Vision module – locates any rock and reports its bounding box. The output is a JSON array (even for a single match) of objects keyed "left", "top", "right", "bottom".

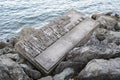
[
  {"left": 0, "top": 47, "right": 16, "bottom": 56},
  {"left": 54, "top": 68, "right": 74, "bottom": 80},
  {"left": 2, "top": 47, "right": 15, "bottom": 54},
  {"left": 104, "top": 12, "right": 113, "bottom": 16},
  {"left": 115, "top": 39, "right": 120, "bottom": 45},
  {"left": 6, "top": 37, "right": 18, "bottom": 47},
  {"left": 0, "top": 55, "right": 30, "bottom": 80},
  {"left": 0, "top": 42, "right": 7, "bottom": 49},
  {"left": 78, "top": 58, "right": 120, "bottom": 80},
  {"left": 95, "top": 33, "right": 106, "bottom": 41},
  {"left": 114, "top": 22, "right": 120, "bottom": 31},
  {"left": 97, "top": 16, "right": 117, "bottom": 30},
  {"left": 20, "top": 64, "right": 41, "bottom": 80},
  {"left": 38, "top": 76, "right": 53, "bottom": 80},
  {"left": 5, "top": 53, "right": 19, "bottom": 61},
  {"left": 66, "top": 43, "right": 120, "bottom": 66},
  {"left": 91, "top": 14, "right": 101, "bottom": 20},
  {"left": 55, "top": 61, "right": 84, "bottom": 74}
]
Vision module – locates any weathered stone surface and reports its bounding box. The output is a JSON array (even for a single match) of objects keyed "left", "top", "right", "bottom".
[
  {"left": 38, "top": 76, "right": 53, "bottom": 80},
  {"left": 5, "top": 53, "right": 19, "bottom": 61},
  {"left": 55, "top": 61, "right": 84, "bottom": 74},
  {"left": 95, "top": 33, "right": 106, "bottom": 41},
  {"left": 78, "top": 58, "right": 120, "bottom": 80},
  {"left": 54, "top": 68, "right": 74, "bottom": 80},
  {"left": 0, "top": 41, "right": 7, "bottom": 49},
  {"left": 0, "top": 56, "right": 30, "bottom": 80},
  {"left": 97, "top": 16, "right": 118, "bottom": 30},
  {"left": 21, "top": 64, "right": 41, "bottom": 80},
  {"left": 15, "top": 10, "right": 99, "bottom": 74}
]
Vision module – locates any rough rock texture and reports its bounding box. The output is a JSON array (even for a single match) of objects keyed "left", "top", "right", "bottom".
[
  {"left": 78, "top": 58, "right": 120, "bottom": 80},
  {"left": 55, "top": 61, "right": 84, "bottom": 74},
  {"left": 0, "top": 42, "right": 7, "bottom": 49},
  {"left": 66, "top": 26, "right": 120, "bottom": 68},
  {"left": 21, "top": 64, "right": 41, "bottom": 80},
  {"left": 38, "top": 76, "right": 53, "bottom": 80},
  {"left": 54, "top": 68, "right": 74, "bottom": 80},
  {"left": 97, "top": 16, "right": 118, "bottom": 30},
  {"left": 6, "top": 37, "right": 18, "bottom": 47},
  {"left": 0, "top": 56, "right": 30, "bottom": 80}
]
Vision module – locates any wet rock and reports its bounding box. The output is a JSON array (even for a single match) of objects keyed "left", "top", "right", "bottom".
[
  {"left": 20, "top": 64, "right": 41, "bottom": 80},
  {"left": 0, "top": 42, "right": 7, "bottom": 49},
  {"left": 55, "top": 61, "right": 84, "bottom": 74},
  {"left": 95, "top": 33, "right": 106, "bottom": 41},
  {"left": 38, "top": 76, "right": 53, "bottom": 80},
  {"left": 0, "top": 55, "right": 30, "bottom": 80},
  {"left": 54, "top": 68, "right": 74, "bottom": 80},
  {"left": 78, "top": 58, "right": 120, "bottom": 80}
]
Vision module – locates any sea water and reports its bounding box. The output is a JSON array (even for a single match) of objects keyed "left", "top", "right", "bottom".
[{"left": 0, "top": 0, "right": 120, "bottom": 41}]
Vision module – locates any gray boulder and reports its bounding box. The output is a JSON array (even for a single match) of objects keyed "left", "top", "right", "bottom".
[
  {"left": 66, "top": 43, "right": 120, "bottom": 64},
  {"left": 55, "top": 61, "right": 84, "bottom": 74},
  {"left": 0, "top": 55, "right": 31, "bottom": 80},
  {"left": 20, "top": 64, "right": 41, "bottom": 80},
  {"left": 54, "top": 68, "right": 74, "bottom": 80},
  {"left": 5, "top": 53, "right": 19, "bottom": 61},
  {"left": 97, "top": 16, "right": 118, "bottom": 30},
  {"left": 78, "top": 58, "right": 120, "bottom": 80},
  {"left": 38, "top": 76, "right": 53, "bottom": 80},
  {"left": 0, "top": 42, "right": 7, "bottom": 49}
]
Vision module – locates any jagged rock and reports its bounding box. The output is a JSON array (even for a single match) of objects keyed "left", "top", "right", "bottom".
[
  {"left": 1, "top": 47, "right": 16, "bottom": 54},
  {"left": 104, "top": 12, "right": 113, "bottom": 16},
  {"left": 55, "top": 61, "right": 84, "bottom": 74},
  {"left": 0, "top": 42, "right": 7, "bottom": 49},
  {"left": 38, "top": 76, "right": 53, "bottom": 80},
  {"left": 95, "top": 33, "right": 106, "bottom": 41},
  {"left": 0, "top": 55, "right": 30, "bottom": 80},
  {"left": 6, "top": 37, "right": 18, "bottom": 47},
  {"left": 97, "top": 16, "right": 117, "bottom": 30},
  {"left": 114, "top": 22, "right": 120, "bottom": 31},
  {"left": 0, "top": 47, "right": 16, "bottom": 56},
  {"left": 66, "top": 42, "right": 120, "bottom": 65},
  {"left": 78, "top": 58, "right": 120, "bottom": 80},
  {"left": 5, "top": 53, "right": 19, "bottom": 61},
  {"left": 54, "top": 68, "right": 74, "bottom": 80},
  {"left": 20, "top": 64, "right": 41, "bottom": 79},
  {"left": 91, "top": 14, "right": 101, "bottom": 20}
]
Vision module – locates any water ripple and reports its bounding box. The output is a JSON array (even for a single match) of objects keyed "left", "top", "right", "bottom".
[{"left": 0, "top": 0, "right": 120, "bottom": 41}]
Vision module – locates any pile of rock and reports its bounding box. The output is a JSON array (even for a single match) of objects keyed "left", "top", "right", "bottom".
[{"left": 0, "top": 11, "right": 120, "bottom": 80}]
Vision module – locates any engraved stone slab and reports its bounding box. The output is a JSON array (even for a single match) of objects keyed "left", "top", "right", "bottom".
[{"left": 15, "top": 10, "right": 99, "bottom": 74}]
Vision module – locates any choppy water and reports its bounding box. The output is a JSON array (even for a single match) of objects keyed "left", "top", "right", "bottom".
[{"left": 0, "top": 0, "right": 120, "bottom": 41}]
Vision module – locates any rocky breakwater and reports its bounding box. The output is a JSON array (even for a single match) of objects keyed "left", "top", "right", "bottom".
[{"left": 0, "top": 10, "right": 120, "bottom": 80}]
